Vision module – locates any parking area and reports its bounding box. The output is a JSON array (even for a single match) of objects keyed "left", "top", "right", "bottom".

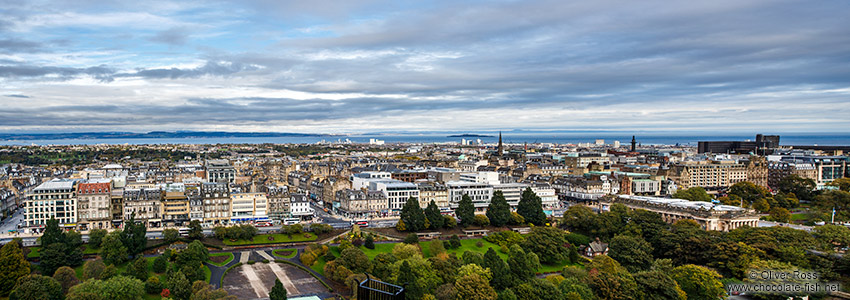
[{"left": 222, "top": 261, "right": 328, "bottom": 299}]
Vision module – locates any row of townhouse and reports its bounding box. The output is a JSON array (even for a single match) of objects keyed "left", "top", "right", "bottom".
[
  {"left": 23, "top": 178, "right": 314, "bottom": 232},
  {"left": 331, "top": 170, "right": 558, "bottom": 219}
]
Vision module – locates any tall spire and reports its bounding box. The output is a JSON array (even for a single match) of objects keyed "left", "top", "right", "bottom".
[
  {"left": 631, "top": 135, "right": 636, "bottom": 152},
  {"left": 497, "top": 131, "right": 503, "bottom": 155}
]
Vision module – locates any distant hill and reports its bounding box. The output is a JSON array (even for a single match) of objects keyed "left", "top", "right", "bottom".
[
  {"left": 0, "top": 131, "right": 337, "bottom": 140},
  {"left": 447, "top": 134, "right": 495, "bottom": 138}
]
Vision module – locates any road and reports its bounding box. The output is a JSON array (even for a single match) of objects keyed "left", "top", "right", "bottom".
[{"left": 0, "top": 207, "right": 24, "bottom": 233}]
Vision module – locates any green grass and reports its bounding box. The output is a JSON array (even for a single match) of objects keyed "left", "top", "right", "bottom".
[
  {"left": 272, "top": 248, "right": 298, "bottom": 259},
  {"left": 421, "top": 239, "right": 507, "bottom": 260},
  {"left": 204, "top": 265, "right": 212, "bottom": 282},
  {"left": 143, "top": 294, "right": 162, "bottom": 300},
  {"left": 82, "top": 246, "right": 101, "bottom": 254},
  {"left": 791, "top": 213, "right": 811, "bottom": 221},
  {"left": 221, "top": 233, "right": 317, "bottom": 246},
  {"left": 209, "top": 252, "right": 234, "bottom": 266},
  {"left": 310, "top": 256, "right": 328, "bottom": 276},
  {"left": 26, "top": 247, "right": 40, "bottom": 258}
]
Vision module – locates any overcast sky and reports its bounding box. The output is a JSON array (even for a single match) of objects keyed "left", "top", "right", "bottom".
[{"left": 1, "top": 0, "right": 849, "bottom": 134}]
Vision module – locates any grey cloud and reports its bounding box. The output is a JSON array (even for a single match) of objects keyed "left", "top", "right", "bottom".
[
  {"left": 0, "top": 64, "right": 115, "bottom": 81},
  {"left": 4, "top": 94, "right": 30, "bottom": 98},
  {"left": 148, "top": 27, "right": 190, "bottom": 45},
  {"left": 0, "top": 39, "right": 42, "bottom": 53},
  {"left": 117, "top": 61, "right": 262, "bottom": 79}
]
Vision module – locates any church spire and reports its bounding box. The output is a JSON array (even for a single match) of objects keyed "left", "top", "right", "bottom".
[{"left": 497, "top": 131, "right": 503, "bottom": 155}]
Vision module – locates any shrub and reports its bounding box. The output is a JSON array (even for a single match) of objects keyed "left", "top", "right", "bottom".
[
  {"left": 262, "top": 259, "right": 269, "bottom": 264},
  {"left": 300, "top": 252, "right": 316, "bottom": 266},
  {"left": 430, "top": 240, "right": 446, "bottom": 255},
  {"left": 247, "top": 261, "right": 256, "bottom": 265},
  {"left": 145, "top": 276, "right": 163, "bottom": 294},
  {"left": 404, "top": 233, "right": 420, "bottom": 244},
  {"left": 324, "top": 251, "right": 336, "bottom": 262},
  {"left": 152, "top": 255, "right": 168, "bottom": 273},
  {"left": 473, "top": 215, "right": 490, "bottom": 226},
  {"left": 450, "top": 235, "right": 461, "bottom": 249},
  {"left": 476, "top": 241, "right": 484, "bottom": 248},
  {"left": 310, "top": 223, "right": 333, "bottom": 235},
  {"left": 364, "top": 234, "right": 375, "bottom": 249},
  {"left": 352, "top": 238, "right": 364, "bottom": 247},
  {"left": 443, "top": 215, "right": 457, "bottom": 228},
  {"left": 443, "top": 240, "right": 452, "bottom": 250}
]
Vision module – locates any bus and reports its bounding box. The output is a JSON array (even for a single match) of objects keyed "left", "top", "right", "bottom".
[
  {"left": 283, "top": 218, "right": 300, "bottom": 225},
  {"left": 353, "top": 219, "right": 369, "bottom": 227}
]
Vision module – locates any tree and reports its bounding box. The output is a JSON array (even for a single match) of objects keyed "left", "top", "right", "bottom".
[
  {"left": 122, "top": 213, "right": 147, "bottom": 257},
  {"left": 0, "top": 241, "right": 31, "bottom": 296},
  {"left": 521, "top": 226, "right": 569, "bottom": 265},
  {"left": 163, "top": 228, "right": 180, "bottom": 242},
  {"left": 177, "top": 240, "right": 209, "bottom": 268},
  {"left": 404, "top": 233, "right": 420, "bottom": 244},
  {"left": 372, "top": 253, "right": 399, "bottom": 281},
  {"left": 128, "top": 256, "right": 149, "bottom": 281},
  {"left": 424, "top": 200, "right": 444, "bottom": 229},
  {"left": 53, "top": 266, "right": 80, "bottom": 295},
  {"left": 473, "top": 214, "right": 490, "bottom": 226},
  {"left": 400, "top": 197, "right": 426, "bottom": 231},
  {"left": 828, "top": 177, "right": 850, "bottom": 192},
  {"left": 269, "top": 279, "right": 287, "bottom": 300},
  {"left": 517, "top": 188, "right": 546, "bottom": 226},
  {"left": 768, "top": 207, "right": 791, "bottom": 223},
  {"left": 396, "top": 261, "right": 423, "bottom": 300},
  {"left": 455, "top": 194, "right": 475, "bottom": 227},
  {"left": 557, "top": 277, "right": 593, "bottom": 300},
  {"left": 454, "top": 274, "right": 497, "bottom": 300},
  {"left": 395, "top": 219, "right": 407, "bottom": 231},
  {"left": 187, "top": 220, "right": 204, "bottom": 240},
  {"left": 814, "top": 224, "right": 850, "bottom": 249},
  {"left": 561, "top": 205, "right": 596, "bottom": 235},
  {"left": 462, "top": 251, "right": 484, "bottom": 266},
  {"left": 88, "top": 229, "right": 108, "bottom": 249},
  {"left": 338, "top": 247, "right": 372, "bottom": 274},
  {"left": 729, "top": 181, "right": 771, "bottom": 207},
  {"left": 752, "top": 197, "right": 770, "bottom": 212},
  {"left": 167, "top": 271, "right": 192, "bottom": 300},
  {"left": 777, "top": 175, "right": 816, "bottom": 200},
  {"left": 633, "top": 271, "right": 686, "bottom": 300},
  {"left": 708, "top": 242, "right": 762, "bottom": 279},
  {"left": 40, "top": 242, "right": 67, "bottom": 276},
  {"left": 101, "top": 264, "right": 118, "bottom": 280},
  {"left": 82, "top": 259, "right": 106, "bottom": 280},
  {"left": 145, "top": 276, "right": 163, "bottom": 294},
  {"left": 670, "top": 264, "right": 726, "bottom": 300},
  {"left": 190, "top": 281, "right": 237, "bottom": 300},
  {"left": 814, "top": 190, "right": 850, "bottom": 222},
  {"left": 364, "top": 234, "right": 375, "bottom": 249},
  {"left": 40, "top": 217, "right": 65, "bottom": 247},
  {"left": 66, "top": 275, "right": 145, "bottom": 300},
  {"left": 507, "top": 244, "right": 538, "bottom": 284},
  {"left": 443, "top": 215, "right": 457, "bottom": 228},
  {"left": 9, "top": 275, "right": 63, "bottom": 300},
  {"left": 102, "top": 231, "right": 128, "bottom": 265},
  {"left": 672, "top": 187, "right": 712, "bottom": 202},
  {"left": 486, "top": 191, "right": 511, "bottom": 227},
  {"left": 392, "top": 243, "right": 420, "bottom": 260},
  {"left": 153, "top": 255, "right": 168, "bottom": 273},
  {"left": 483, "top": 248, "right": 511, "bottom": 290},
  {"left": 608, "top": 235, "right": 654, "bottom": 273}
]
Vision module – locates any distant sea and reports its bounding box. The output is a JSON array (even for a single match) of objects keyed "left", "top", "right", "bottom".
[{"left": 2, "top": 133, "right": 849, "bottom": 146}]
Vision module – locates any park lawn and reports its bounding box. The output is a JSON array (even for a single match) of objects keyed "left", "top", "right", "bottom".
[
  {"left": 421, "top": 238, "right": 507, "bottom": 260},
  {"left": 83, "top": 246, "right": 101, "bottom": 254},
  {"left": 26, "top": 247, "right": 40, "bottom": 258},
  {"left": 791, "top": 213, "right": 811, "bottom": 221},
  {"left": 310, "top": 256, "right": 328, "bottom": 276},
  {"left": 538, "top": 259, "right": 579, "bottom": 273},
  {"left": 204, "top": 265, "right": 212, "bottom": 282},
  {"left": 222, "top": 233, "right": 317, "bottom": 246},
  {"left": 209, "top": 252, "right": 234, "bottom": 266},
  {"left": 272, "top": 248, "right": 298, "bottom": 259}
]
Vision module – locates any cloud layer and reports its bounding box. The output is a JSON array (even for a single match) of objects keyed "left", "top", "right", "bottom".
[{"left": 0, "top": 0, "right": 849, "bottom": 133}]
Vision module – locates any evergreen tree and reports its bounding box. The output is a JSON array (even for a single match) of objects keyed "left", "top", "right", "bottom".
[
  {"left": 455, "top": 194, "right": 475, "bottom": 227},
  {"left": 484, "top": 247, "right": 512, "bottom": 290},
  {"left": 507, "top": 244, "right": 537, "bottom": 284},
  {"left": 152, "top": 255, "right": 168, "bottom": 273},
  {"left": 517, "top": 188, "right": 546, "bottom": 226},
  {"left": 364, "top": 234, "right": 375, "bottom": 250},
  {"left": 0, "top": 242, "right": 31, "bottom": 296},
  {"left": 187, "top": 220, "right": 204, "bottom": 240},
  {"left": 122, "top": 213, "right": 147, "bottom": 257},
  {"left": 424, "top": 200, "right": 444, "bottom": 229},
  {"left": 40, "top": 217, "right": 65, "bottom": 247},
  {"left": 400, "top": 197, "right": 426, "bottom": 231},
  {"left": 269, "top": 279, "right": 288, "bottom": 300},
  {"left": 487, "top": 191, "right": 511, "bottom": 227},
  {"left": 101, "top": 231, "right": 128, "bottom": 265},
  {"left": 39, "top": 243, "right": 67, "bottom": 276}
]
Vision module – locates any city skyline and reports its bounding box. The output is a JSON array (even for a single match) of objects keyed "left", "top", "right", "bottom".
[{"left": 2, "top": 0, "right": 850, "bottom": 133}]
